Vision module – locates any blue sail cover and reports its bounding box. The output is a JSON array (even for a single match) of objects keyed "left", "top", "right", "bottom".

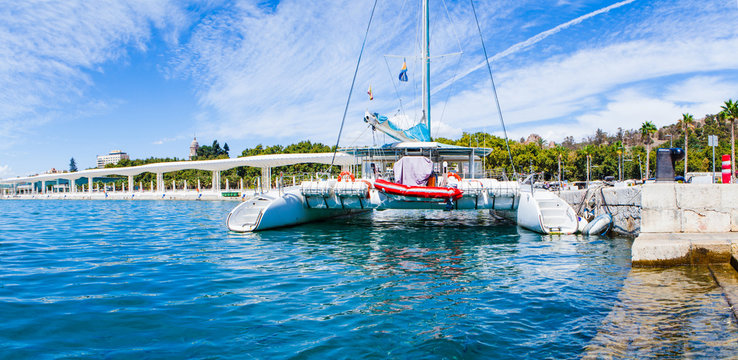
[{"left": 374, "top": 113, "right": 431, "bottom": 142}]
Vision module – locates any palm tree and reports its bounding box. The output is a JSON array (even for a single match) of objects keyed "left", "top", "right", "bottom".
[
  {"left": 640, "top": 121, "right": 657, "bottom": 179},
  {"left": 722, "top": 100, "right": 738, "bottom": 181},
  {"left": 679, "top": 113, "right": 694, "bottom": 176}
]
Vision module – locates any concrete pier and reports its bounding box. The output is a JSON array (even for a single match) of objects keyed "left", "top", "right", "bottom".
[{"left": 631, "top": 184, "right": 738, "bottom": 267}]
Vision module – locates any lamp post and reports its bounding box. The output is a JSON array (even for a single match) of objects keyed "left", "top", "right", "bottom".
[
  {"left": 617, "top": 146, "right": 623, "bottom": 182},
  {"left": 665, "top": 134, "right": 673, "bottom": 148},
  {"left": 586, "top": 154, "right": 591, "bottom": 189}
]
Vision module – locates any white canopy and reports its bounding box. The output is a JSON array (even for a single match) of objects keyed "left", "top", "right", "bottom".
[{"left": 0, "top": 152, "right": 357, "bottom": 185}]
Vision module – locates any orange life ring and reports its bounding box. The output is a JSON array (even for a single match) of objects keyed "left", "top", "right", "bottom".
[
  {"left": 337, "top": 171, "right": 355, "bottom": 182},
  {"left": 447, "top": 172, "right": 462, "bottom": 181}
]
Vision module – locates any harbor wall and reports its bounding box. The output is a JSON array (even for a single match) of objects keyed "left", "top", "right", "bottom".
[
  {"left": 632, "top": 183, "right": 738, "bottom": 267},
  {"left": 559, "top": 186, "right": 642, "bottom": 237}
]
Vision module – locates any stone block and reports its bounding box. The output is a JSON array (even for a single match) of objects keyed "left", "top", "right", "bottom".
[
  {"left": 688, "top": 235, "right": 732, "bottom": 264},
  {"left": 606, "top": 187, "right": 641, "bottom": 206},
  {"left": 641, "top": 209, "right": 680, "bottom": 233},
  {"left": 676, "top": 184, "right": 720, "bottom": 211},
  {"left": 641, "top": 184, "right": 676, "bottom": 210},
  {"left": 682, "top": 209, "right": 730, "bottom": 233},
  {"left": 722, "top": 185, "right": 738, "bottom": 209},
  {"left": 731, "top": 209, "right": 738, "bottom": 232},
  {"left": 631, "top": 233, "right": 691, "bottom": 263}
]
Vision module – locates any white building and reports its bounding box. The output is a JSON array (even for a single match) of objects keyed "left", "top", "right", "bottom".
[{"left": 97, "top": 150, "right": 129, "bottom": 168}]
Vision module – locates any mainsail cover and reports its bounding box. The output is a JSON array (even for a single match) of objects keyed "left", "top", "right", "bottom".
[{"left": 364, "top": 112, "right": 431, "bottom": 142}]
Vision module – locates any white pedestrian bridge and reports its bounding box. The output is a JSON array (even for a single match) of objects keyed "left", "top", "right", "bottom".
[{"left": 0, "top": 153, "right": 357, "bottom": 196}]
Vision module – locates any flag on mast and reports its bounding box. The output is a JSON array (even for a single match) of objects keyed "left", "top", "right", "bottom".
[
  {"left": 367, "top": 84, "right": 373, "bottom": 100},
  {"left": 399, "top": 59, "right": 408, "bottom": 82}
]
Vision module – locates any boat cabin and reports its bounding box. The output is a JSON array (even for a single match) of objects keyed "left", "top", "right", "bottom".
[{"left": 340, "top": 142, "right": 495, "bottom": 185}]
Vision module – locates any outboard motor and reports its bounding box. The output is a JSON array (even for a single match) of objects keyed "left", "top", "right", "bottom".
[{"left": 655, "top": 148, "right": 685, "bottom": 182}]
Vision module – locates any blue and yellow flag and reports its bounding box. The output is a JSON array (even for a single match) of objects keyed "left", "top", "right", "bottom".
[{"left": 399, "top": 59, "right": 408, "bottom": 82}]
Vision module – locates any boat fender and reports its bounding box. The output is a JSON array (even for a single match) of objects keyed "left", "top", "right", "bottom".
[
  {"left": 337, "top": 171, "right": 355, "bottom": 182},
  {"left": 582, "top": 213, "right": 612, "bottom": 236}
]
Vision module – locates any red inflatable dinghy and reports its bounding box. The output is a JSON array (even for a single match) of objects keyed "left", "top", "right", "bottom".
[{"left": 374, "top": 179, "right": 463, "bottom": 200}]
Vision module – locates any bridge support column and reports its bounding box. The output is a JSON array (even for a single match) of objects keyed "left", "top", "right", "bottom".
[
  {"left": 128, "top": 176, "right": 134, "bottom": 193},
  {"left": 156, "top": 173, "right": 164, "bottom": 192},
  {"left": 212, "top": 171, "right": 221, "bottom": 192},
  {"left": 88, "top": 178, "right": 93, "bottom": 193},
  {"left": 260, "top": 167, "right": 271, "bottom": 192}
]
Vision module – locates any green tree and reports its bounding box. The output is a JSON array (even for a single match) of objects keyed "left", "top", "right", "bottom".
[
  {"left": 69, "top": 158, "right": 77, "bottom": 172},
  {"left": 721, "top": 99, "right": 738, "bottom": 181},
  {"left": 195, "top": 139, "right": 229, "bottom": 160},
  {"left": 640, "top": 121, "right": 658, "bottom": 179},
  {"left": 679, "top": 113, "right": 694, "bottom": 175}
]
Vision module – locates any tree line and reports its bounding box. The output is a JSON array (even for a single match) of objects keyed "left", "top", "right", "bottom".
[{"left": 75, "top": 98, "right": 738, "bottom": 188}]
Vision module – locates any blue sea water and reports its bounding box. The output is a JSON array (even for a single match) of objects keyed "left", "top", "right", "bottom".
[{"left": 0, "top": 200, "right": 734, "bottom": 359}]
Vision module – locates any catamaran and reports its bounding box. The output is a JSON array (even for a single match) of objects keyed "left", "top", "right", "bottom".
[{"left": 226, "top": 0, "right": 584, "bottom": 234}]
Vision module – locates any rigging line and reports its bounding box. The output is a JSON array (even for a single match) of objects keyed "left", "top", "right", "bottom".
[
  {"left": 469, "top": 0, "right": 517, "bottom": 178},
  {"left": 436, "top": 0, "right": 465, "bottom": 134},
  {"left": 328, "top": 0, "right": 379, "bottom": 173},
  {"left": 437, "top": 51, "right": 463, "bottom": 135},
  {"left": 383, "top": 55, "right": 406, "bottom": 119},
  {"left": 441, "top": 0, "right": 463, "bottom": 53},
  {"left": 346, "top": 124, "right": 373, "bottom": 148}
]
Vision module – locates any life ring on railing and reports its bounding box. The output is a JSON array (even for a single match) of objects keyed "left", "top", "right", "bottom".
[
  {"left": 337, "top": 171, "right": 355, "bottom": 182},
  {"left": 447, "top": 172, "right": 462, "bottom": 181}
]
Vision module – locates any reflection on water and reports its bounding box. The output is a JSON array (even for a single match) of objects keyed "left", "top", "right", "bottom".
[
  {"left": 3, "top": 201, "right": 738, "bottom": 358},
  {"left": 585, "top": 265, "right": 738, "bottom": 358}
]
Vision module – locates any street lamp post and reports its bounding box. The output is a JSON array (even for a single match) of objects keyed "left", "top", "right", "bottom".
[
  {"left": 665, "top": 134, "right": 673, "bottom": 148},
  {"left": 617, "top": 146, "right": 623, "bottom": 182},
  {"left": 586, "top": 154, "right": 591, "bottom": 188}
]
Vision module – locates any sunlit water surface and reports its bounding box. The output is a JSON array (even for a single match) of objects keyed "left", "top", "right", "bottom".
[{"left": 1, "top": 200, "right": 736, "bottom": 359}]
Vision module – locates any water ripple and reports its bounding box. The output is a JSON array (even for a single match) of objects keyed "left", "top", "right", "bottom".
[{"left": 0, "top": 200, "right": 734, "bottom": 358}]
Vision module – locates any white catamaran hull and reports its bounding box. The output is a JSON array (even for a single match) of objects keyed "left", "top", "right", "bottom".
[{"left": 226, "top": 189, "right": 360, "bottom": 232}]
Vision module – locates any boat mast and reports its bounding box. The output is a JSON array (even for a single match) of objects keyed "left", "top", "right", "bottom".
[{"left": 422, "top": 0, "right": 431, "bottom": 138}]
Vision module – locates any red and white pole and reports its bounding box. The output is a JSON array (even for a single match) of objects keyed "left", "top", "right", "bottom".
[{"left": 722, "top": 154, "right": 731, "bottom": 184}]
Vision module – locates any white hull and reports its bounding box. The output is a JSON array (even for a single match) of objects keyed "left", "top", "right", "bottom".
[
  {"left": 226, "top": 188, "right": 360, "bottom": 232},
  {"left": 494, "top": 188, "right": 582, "bottom": 234},
  {"left": 227, "top": 179, "right": 581, "bottom": 234}
]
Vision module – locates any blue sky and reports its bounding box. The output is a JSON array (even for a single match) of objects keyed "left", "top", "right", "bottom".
[{"left": 1, "top": 0, "right": 738, "bottom": 177}]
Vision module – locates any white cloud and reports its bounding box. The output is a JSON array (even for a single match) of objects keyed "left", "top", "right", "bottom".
[
  {"left": 153, "top": 135, "right": 187, "bottom": 145},
  {"left": 0, "top": 165, "right": 10, "bottom": 178},
  {"left": 0, "top": 0, "right": 187, "bottom": 148},
  {"left": 173, "top": 0, "right": 738, "bottom": 149}
]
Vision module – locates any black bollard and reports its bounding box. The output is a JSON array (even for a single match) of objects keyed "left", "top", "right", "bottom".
[{"left": 655, "top": 148, "right": 685, "bottom": 182}]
